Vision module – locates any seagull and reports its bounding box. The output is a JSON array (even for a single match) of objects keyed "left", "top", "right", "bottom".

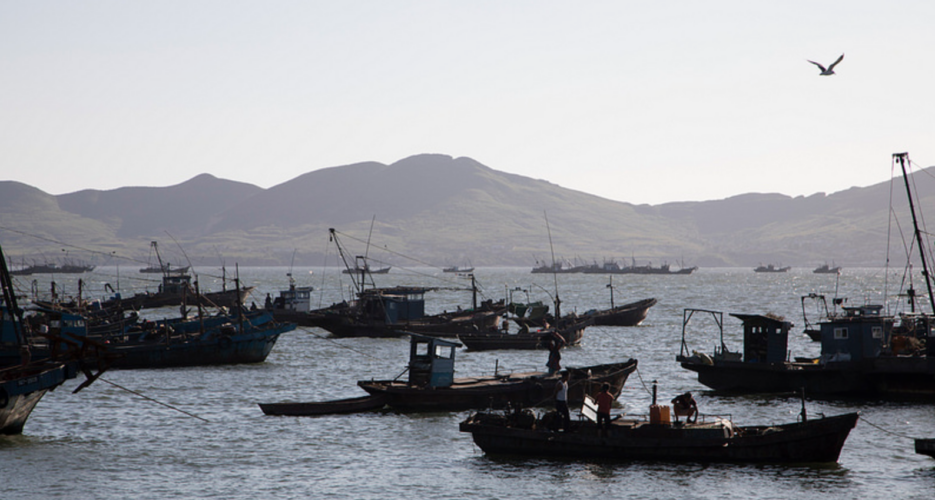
[{"left": 807, "top": 53, "right": 844, "bottom": 76}]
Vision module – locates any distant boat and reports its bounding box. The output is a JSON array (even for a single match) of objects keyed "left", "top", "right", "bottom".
[
  {"left": 753, "top": 264, "right": 790, "bottom": 273},
  {"left": 582, "top": 258, "right": 697, "bottom": 275},
  {"left": 342, "top": 265, "right": 391, "bottom": 275},
  {"left": 139, "top": 264, "right": 189, "bottom": 274},
  {"left": 813, "top": 263, "right": 842, "bottom": 274},
  {"left": 9, "top": 262, "right": 94, "bottom": 276},
  {"left": 443, "top": 266, "right": 474, "bottom": 273}
]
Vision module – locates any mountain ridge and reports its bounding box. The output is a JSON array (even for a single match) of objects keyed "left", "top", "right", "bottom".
[{"left": 1, "top": 154, "right": 932, "bottom": 268}]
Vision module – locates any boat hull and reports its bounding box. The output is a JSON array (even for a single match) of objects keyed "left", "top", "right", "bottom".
[
  {"left": 1, "top": 363, "right": 72, "bottom": 434},
  {"left": 106, "top": 324, "right": 292, "bottom": 369},
  {"left": 358, "top": 360, "right": 637, "bottom": 412},
  {"left": 259, "top": 395, "right": 388, "bottom": 416},
  {"left": 589, "top": 298, "right": 657, "bottom": 326},
  {"left": 679, "top": 357, "right": 935, "bottom": 400},
  {"left": 459, "top": 322, "right": 586, "bottom": 351},
  {"left": 460, "top": 412, "right": 858, "bottom": 463}
]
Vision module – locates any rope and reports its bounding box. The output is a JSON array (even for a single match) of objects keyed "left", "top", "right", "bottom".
[
  {"left": 99, "top": 377, "right": 210, "bottom": 423},
  {"left": 858, "top": 414, "right": 922, "bottom": 441},
  {"left": 633, "top": 365, "right": 654, "bottom": 398},
  {"left": 301, "top": 328, "right": 384, "bottom": 360}
]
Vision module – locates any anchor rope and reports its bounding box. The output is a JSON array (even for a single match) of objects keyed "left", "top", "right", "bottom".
[
  {"left": 99, "top": 377, "right": 210, "bottom": 423},
  {"left": 858, "top": 414, "right": 923, "bottom": 441}
]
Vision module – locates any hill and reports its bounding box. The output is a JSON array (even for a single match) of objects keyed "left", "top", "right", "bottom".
[{"left": 1, "top": 154, "right": 933, "bottom": 268}]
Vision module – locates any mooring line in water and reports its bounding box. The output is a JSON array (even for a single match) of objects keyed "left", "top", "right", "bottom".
[
  {"left": 100, "top": 378, "right": 210, "bottom": 423},
  {"left": 302, "top": 328, "right": 383, "bottom": 360},
  {"left": 858, "top": 414, "right": 920, "bottom": 441}
]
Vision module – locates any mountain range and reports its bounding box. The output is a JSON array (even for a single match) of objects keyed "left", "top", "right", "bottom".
[{"left": 1, "top": 153, "right": 932, "bottom": 269}]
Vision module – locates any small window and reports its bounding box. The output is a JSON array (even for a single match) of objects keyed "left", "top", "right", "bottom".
[
  {"left": 435, "top": 345, "right": 453, "bottom": 359},
  {"left": 871, "top": 326, "right": 883, "bottom": 339},
  {"left": 834, "top": 328, "right": 848, "bottom": 340},
  {"left": 414, "top": 342, "right": 429, "bottom": 357}
]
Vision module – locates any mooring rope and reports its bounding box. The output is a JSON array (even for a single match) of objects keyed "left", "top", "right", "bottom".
[
  {"left": 100, "top": 377, "right": 210, "bottom": 423},
  {"left": 858, "top": 414, "right": 922, "bottom": 441}
]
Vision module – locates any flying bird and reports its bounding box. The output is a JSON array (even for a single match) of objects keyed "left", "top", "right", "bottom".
[{"left": 807, "top": 53, "right": 844, "bottom": 75}]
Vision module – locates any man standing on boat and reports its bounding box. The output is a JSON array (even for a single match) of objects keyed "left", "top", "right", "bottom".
[
  {"left": 596, "top": 382, "right": 614, "bottom": 435},
  {"left": 545, "top": 331, "right": 565, "bottom": 375},
  {"left": 554, "top": 371, "right": 571, "bottom": 431}
]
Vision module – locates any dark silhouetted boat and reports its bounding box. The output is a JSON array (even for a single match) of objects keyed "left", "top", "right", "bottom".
[
  {"left": 813, "top": 263, "right": 842, "bottom": 274},
  {"left": 753, "top": 264, "right": 790, "bottom": 273},
  {"left": 261, "top": 334, "right": 637, "bottom": 415},
  {"left": 460, "top": 407, "right": 858, "bottom": 463}
]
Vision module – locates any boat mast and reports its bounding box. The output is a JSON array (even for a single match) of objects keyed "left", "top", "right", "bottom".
[
  {"left": 544, "top": 211, "right": 561, "bottom": 319},
  {"left": 0, "top": 243, "right": 28, "bottom": 349},
  {"left": 895, "top": 152, "right": 935, "bottom": 313}
]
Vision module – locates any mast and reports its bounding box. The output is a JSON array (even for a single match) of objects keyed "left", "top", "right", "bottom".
[
  {"left": 544, "top": 211, "right": 561, "bottom": 319},
  {"left": 895, "top": 152, "right": 935, "bottom": 313}
]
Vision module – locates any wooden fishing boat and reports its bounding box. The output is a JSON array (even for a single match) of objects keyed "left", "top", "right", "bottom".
[
  {"left": 30, "top": 305, "right": 295, "bottom": 369},
  {"left": 460, "top": 408, "right": 859, "bottom": 463},
  {"left": 356, "top": 335, "right": 637, "bottom": 411},
  {"left": 458, "top": 316, "right": 590, "bottom": 351},
  {"left": 259, "top": 394, "right": 388, "bottom": 416},
  {"left": 587, "top": 297, "right": 657, "bottom": 327},
  {"left": 1, "top": 244, "right": 83, "bottom": 434}
]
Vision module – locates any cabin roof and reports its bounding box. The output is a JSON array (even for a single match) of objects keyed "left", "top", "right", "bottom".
[{"left": 730, "top": 313, "right": 787, "bottom": 325}]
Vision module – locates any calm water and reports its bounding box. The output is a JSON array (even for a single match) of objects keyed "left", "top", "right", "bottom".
[{"left": 2, "top": 267, "right": 934, "bottom": 499}]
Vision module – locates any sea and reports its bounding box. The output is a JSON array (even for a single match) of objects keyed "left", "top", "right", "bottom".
[{"left": 2, "top": 266, "right": 933, "bottom": 500}]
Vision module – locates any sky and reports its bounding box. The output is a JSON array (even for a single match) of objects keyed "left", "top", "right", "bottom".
[{"left": 2, "top": 1, "right": 934, "bottom": 205}]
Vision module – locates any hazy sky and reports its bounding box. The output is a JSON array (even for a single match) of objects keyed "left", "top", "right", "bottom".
[{"left": 2, "top": 1, "right": 933, "bottom": 205}]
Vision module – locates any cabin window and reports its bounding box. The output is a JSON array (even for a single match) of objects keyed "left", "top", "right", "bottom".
[
  {"left": 834, "top": 327, "right": 848, "bottom": 340},
  {"left": 434, "top": 345, "right": 454, "bottom": 359},
  {"left": 414, "top": 342, "right": 429, "bottom": 357},
  {"left": 872, "top": 326, "right": 883, "bottom": 339}
]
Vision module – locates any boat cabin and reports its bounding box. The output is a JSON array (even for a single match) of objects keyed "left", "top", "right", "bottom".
[
  {"left": 159, "top": 273, "right": 193, "bottom": 295},
  {"left": 274, "top": 283, "right": 314, "bottom": 313},
  {"left": 359, "top": 287, "right": 429, "bottom": 325},
  {"left": 819, "top": 305, "right": 891, "bottom": 362},
  {"left": 731, "top": 313, "right": 790, "bottom": 364},
  {"left": 407, "top": 334, "right": 461, "bottom": 388}
]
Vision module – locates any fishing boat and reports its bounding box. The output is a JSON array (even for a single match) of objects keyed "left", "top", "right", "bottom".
[
  {"left": 677, "top": 154, "right": 935, "bottom": 400},
  {"left": 458, "top": 316, "right": 591, "bottom": 351},
  {"left": 309, "top": 230, "right": 504, "bottom": 338},
  {"left": 753, "top": 264, "right": 790, "bottom": 273},
  {"left": 260, "top": 334, "right": 637, "bottom": 415},
  {"left": 583, "top": 278, "right": 656, "bottom": 326},
  {"left": 813, "top": 263, "right": 842, "bottom": 274},
  {"left": 582, "top": 258, "right": 697, "bottom": 275},
  {"left": 342, "top": 265, "right": 391, "bottom": 275},
  {"left": 442, "top": 265, "right": 474, "bottom": 274},
  {"left": 106, "top": 271, "right": 254, "bottom": 310},
  {"left": 9, "top": 261, "right": 95, "bottom": 276},
  {"left": 139, "top": 241, "right": 189, "bottom": 274},
  {"left": 268, "top": 273, "right": 316, "bottom": 326},
  {"left": 1, "top": 244, "right": 83, "bottom": 434},
  {"left": 356, "top": 335, "right": 637, "bottom": 411},
  {"left": 460, "top": 399, "right": 858, "bottom": 463},
  {"left": 36, "top": 306, "right": 295, "bottom": 369},
  {"left": 587, "top": 298, "right": 657, "bottom": 326}
]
